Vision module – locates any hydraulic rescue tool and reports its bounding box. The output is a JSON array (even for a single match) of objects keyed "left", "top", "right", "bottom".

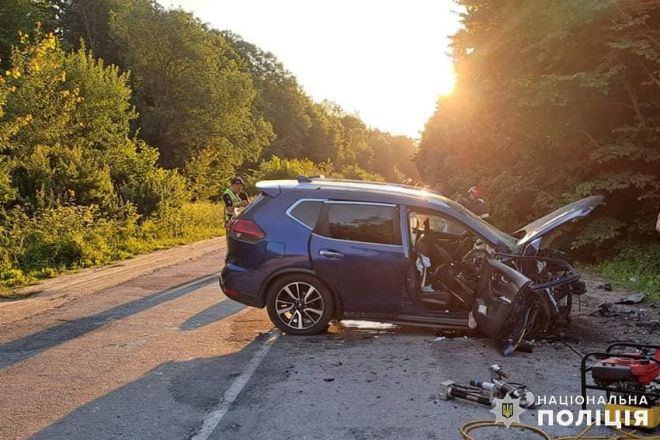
[{"left": 440, "top": 364, "right": 537, "bottom": 409}]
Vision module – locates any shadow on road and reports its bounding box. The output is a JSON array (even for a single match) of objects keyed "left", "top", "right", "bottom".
[
  {"left": 29, "top": 334, "right": 270, "bottom": 440},
  {"left": 0, "top": 274, "right": 218, "bottom": 370},
  {"left": 180, "top": 300, "right": 245, "bottom": 331}
]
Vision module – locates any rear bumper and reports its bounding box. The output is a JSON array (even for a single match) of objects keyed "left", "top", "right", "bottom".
[{"left": 219, "top": 263, "right": 266, "bottom": 308}]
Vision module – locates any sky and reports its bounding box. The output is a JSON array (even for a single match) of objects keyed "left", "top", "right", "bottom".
[{"left": 156, "top": 0, "right": 462, "bottom": 138}]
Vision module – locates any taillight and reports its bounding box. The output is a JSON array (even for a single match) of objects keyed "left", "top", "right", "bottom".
[{"left": 229, "top": 219, "right": 266, "bottom": 240}]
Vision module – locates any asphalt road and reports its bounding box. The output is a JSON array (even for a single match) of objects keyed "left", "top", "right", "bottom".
[{"left": 1, "top": 238, "right": 657, "bottom": 440}]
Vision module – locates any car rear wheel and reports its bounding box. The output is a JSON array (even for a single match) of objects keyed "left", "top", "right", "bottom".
[{"left": 266, "top": 274, "right": 334, "bottom": 335}]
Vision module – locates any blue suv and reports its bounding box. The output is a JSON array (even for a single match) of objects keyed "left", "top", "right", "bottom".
[{"left": 220, "top": 178, "right": 601, "bottom": 354}]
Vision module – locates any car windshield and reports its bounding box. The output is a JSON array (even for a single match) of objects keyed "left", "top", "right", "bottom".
[{"left": 436, "top": 196, "right": 519, "bottom": 251}]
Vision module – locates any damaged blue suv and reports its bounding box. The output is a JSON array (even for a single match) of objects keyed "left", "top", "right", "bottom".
[{"left": 220, "top": 177, "right": 602, "bottom": 354}]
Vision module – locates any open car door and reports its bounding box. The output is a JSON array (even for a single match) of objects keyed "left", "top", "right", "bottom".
[{"left": 472, "top": 259, "right": 538, "bottom": 356}]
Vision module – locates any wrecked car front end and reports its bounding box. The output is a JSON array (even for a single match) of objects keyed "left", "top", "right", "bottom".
[{"left": 465, "top": 196, "right": 604, "bottom": 354}]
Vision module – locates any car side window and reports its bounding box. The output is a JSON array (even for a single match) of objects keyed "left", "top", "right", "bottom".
[
  {"left": 322, "top": 203, "right": 401, "bottom": 245},
  {"left": 289, "top": 200, "right": 323, "bottom": 229},
  {"left": 410, "top": 212, "right": 466, "bottom": 238}
]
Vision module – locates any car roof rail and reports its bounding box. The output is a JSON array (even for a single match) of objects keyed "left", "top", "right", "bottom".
[
  {"left": 311, "top": 177, "right": 413, "bottom": 188},
  {"left": 297, "top": 175, "right": 327, "bottom": 183},
  {"left": 296, "top": 176, "right": 423, "bottom": 192}
]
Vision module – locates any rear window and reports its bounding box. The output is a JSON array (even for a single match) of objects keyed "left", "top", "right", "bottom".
[
  {"left": 324, "top": 203, "right": 400, "bottom": 245},
  {"left": 289, "top": 200, "right": 322, "bottom": 228},
  {"left": 239, "top": 193, "right": 268, "bottom": 218}
]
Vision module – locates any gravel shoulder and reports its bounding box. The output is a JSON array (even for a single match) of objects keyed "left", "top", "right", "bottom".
[{"left": 0, "top": 237, "right": 225, "bottom": 332}]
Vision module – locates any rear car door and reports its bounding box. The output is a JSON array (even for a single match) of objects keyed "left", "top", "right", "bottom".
[{"left": 310, "top": 201, "right": 407, "bottom": 314}]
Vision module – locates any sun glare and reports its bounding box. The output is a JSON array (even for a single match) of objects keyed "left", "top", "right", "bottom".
[
  {"left": 159, "top": 0, "right": 462, "bottom": 137},
  {"left": 437, "top": 67, "right": 456, "bottom": 96}
]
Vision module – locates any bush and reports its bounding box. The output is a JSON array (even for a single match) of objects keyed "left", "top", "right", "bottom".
[
  {"left": 251, "top": 156, "right": 333, "bottom": 182},
  {"left": 594, "top": 243, "right": 660, "bottom": 300},
  {"left": 0, "top": 202, "right": 224, "bottom": 293},
  {"left": 338, "top": 164, "right": 384, "bottom": 182},
  {"left": 18, "top": 205, "right": 122, "bottom": 271},
  {"left": 249, "top": 156, "right": 384, "bottom": 190},
  {"left": 114, "top": 142, "right": 190, "bottom": 217}
]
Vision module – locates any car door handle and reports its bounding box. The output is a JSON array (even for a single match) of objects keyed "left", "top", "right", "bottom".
[{"left": 319, "top": 249, "right": 344, "bottom": 259}]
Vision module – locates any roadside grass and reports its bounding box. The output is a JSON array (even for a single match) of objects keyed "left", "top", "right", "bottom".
[
  {"left": 0, "top": 202, "right": 225, "bottom": 298},
  {"left": 591, "top": 243, "right": 660, "bottom": 301}
]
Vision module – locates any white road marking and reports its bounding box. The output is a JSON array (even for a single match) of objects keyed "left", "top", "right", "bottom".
[{"left": 191, "top": 331, "right": 279, "bottom": 440}]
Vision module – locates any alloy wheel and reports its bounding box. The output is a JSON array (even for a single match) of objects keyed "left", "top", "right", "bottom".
[{"left": 275, "top": 282, "right": 325, "bottom": 330}]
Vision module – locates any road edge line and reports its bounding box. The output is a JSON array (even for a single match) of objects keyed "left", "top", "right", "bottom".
[{"left": 190, "top": 331, "right": 279, "bottom": 440}]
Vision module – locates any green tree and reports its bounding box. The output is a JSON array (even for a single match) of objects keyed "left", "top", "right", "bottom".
[
  {"left": 250, "top": 156, "right": 333, "bottom": 185},
  {"left": 59, "top": 0, "right": 125, "bottom": 65},
  {"left": 184, "top": 147, "right": 233, "bottom": 201},
  {"left": 1, "top": 31, "right": 188, "bottom": 216},
  {"left": 109, "top": 0, "right": 272, "bottom": 168},
  {"left": 225, "top": 32, "right": 313, "bottom": 159},
  {"left": 417, "top": 0, "right": 660, "bottom": 249},
  {"left": 367, "top": 129, "right": 419, "bottom": 182},
  {"left": 3, "top": 32, "right": 116, "bottom": 210},
  {"left": 0, "top": 0, "right": 58, "bottom": 68},
  {"left": 336, "top": 114, "right": 372, "bottom": 169},
  {"left": 0, "top": 72, "right": 17, "bottom": 204}
]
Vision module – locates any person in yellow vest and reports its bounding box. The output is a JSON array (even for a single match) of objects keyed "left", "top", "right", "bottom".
[{"left": 223, "top": 177, "right": 249, "bottom": 224}]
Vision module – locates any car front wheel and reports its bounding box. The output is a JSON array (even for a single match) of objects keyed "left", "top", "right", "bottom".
[{"left": 266, "top": 274, "right": 334, "bottom": 335}]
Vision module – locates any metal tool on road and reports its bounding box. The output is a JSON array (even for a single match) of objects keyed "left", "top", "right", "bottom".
[{"left": 440, "top": 364, "right": 538, "bottom": 408}]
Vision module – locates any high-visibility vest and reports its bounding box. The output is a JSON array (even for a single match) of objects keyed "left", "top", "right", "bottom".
[{"left": 223, "top": 188, "right": 241, "bottom": 223}]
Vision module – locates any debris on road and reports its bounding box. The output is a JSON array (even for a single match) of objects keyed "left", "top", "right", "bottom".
[
  {"left": 432, "top": 336, "right": 447, "bottom": 342},
  {"left": 597, "top": 282, "right": 613, "bottom": 291},
  {"left": 615, "top": 292, "right": 645, "bottom": 304},
  {"left": 590, "top": 302, "right": 619, "bottom": 317}
]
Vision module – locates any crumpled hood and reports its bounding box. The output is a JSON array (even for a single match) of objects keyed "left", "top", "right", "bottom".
[{"left": 516, "top": 195, "right": 604, "bottom": 248}]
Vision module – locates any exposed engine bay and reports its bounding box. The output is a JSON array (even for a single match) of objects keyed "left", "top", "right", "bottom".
[{"left": 410, "top": 211, "right": 587, "bottom": 354}]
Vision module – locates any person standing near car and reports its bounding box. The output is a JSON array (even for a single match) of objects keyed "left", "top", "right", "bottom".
[
  {"left": 461, "top": 186, "right": 489, "bottom": 219},
  {"left": 238, "top": 187, "right": 250, "bottom": 205},
  {"left": 223, "top": 176, "right": 248, "bottom": 224}
]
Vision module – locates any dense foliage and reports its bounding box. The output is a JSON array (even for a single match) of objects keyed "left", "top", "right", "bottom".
[
  {"left": 57, "top": 0, "right": 417, "bottom": 179},
  {"left": 594, "top": 243, "right": 660, "bottom": 299},
  {"left": 417, "top": 0, "right": 660, "bottom": 254},
  {"left": 0, "top": 0, "right": 418, "bottom": 291},
  {"left": 0, "top": 31, "right": 222, "bottom": 290}
]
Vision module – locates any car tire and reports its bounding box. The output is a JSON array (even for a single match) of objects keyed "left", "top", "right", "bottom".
[{"left": 266, "top": 274, "right": 334, "bottom": 335}]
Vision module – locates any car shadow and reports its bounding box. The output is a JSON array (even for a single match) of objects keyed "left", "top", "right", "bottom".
[
  {"left": 29, "top": 334, "right": 270, "bottom": 440},
  {"left": 179, "top": 300, "right": 245, "bottom": 331},
  {"left": 0, "top": 274, "right": 217, "bottom": 370}
]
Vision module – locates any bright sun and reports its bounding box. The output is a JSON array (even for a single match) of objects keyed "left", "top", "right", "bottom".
[
  {"left": 437, "top": 67, "right": 457, "bottom": 97},
  {"left": 162, "top": 0, "right": 463, "bottom": 138}
]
